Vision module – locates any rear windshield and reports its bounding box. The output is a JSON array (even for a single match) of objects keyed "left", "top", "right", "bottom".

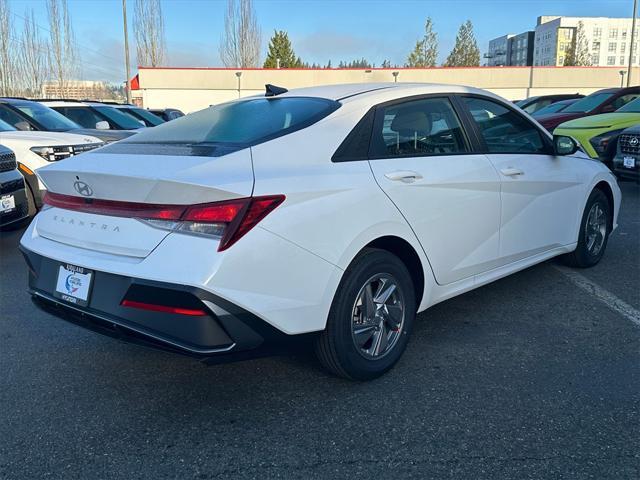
[
  {"left": 120, "top": 97, "right": 340, "bottom": 146},
  {"left": 563, "top": 92, "right": 614, "bottom": 113},
  {"left": 534, "top": 101, "right": 571, "bottom": 115},
  {"left": 616, "top": 97, "right": 640, "bottom": 112}
]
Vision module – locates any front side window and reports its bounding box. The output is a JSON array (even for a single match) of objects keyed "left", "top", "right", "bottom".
[
  {"left": 369, "top": 97, "right": 467, "bottom": 158},
  {"left": 0, "top": 105, "right": 33, "bottom": 130},
  {"left": 462, "top": 97, "right": 547, "bottom": 154},
  {"left": 617, "top": 97, "right": 640, "bottom": 112},
  {"left": 94, "top": 106, "right": 146, "bottom": 129},
  {"left": 55, "top": 106, "right": 105, "bottom": 129},
  {"left": 0, "top": 118, "right": 16, "bottom": 131}
]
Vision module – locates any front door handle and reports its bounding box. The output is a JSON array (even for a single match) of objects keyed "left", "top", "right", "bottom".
[
  {"left": 500, "top": 167, "right": 524, "bottom": 177},
  {"left": 384, "top": 170, "right": 423, "bottom": 183}
]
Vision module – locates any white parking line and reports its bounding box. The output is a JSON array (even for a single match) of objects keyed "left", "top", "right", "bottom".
[{"left": 553, "top": 265, "right": 640, "bottom": 327}]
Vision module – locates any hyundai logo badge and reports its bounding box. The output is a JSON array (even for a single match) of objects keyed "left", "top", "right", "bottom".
[{"left": 73, "top": 180, "right": 93, "bottom": 197}]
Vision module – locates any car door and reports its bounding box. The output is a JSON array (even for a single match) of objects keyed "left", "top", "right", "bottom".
[
  {"left": 459, "top": 95, "right": 583, "bottom": 265},
  {"left": 367, "top": 96, "right": 502, "bottom": 285}
]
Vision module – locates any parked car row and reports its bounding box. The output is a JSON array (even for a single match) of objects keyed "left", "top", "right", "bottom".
[
  {"left": 515, "top": 86, "right": 640, "bottom": 181},
  {"left": 0, "top": 97, "right": 184, "bottom": 228}
]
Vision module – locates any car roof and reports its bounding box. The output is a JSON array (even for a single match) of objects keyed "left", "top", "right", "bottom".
[
  {"left": 0, "top": 97, "right": 41, "bottom": 106},
  {"left": 276, "top": 82, "right": 496, "bottom": 103}
]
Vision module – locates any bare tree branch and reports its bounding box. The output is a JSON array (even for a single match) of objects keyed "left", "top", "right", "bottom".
[
  {"left": 220, "top": 0, "right": 261, "bottom": 68},
  {"left": 134, "top": 0, "right": 167, "bottom": 67},
  {"left": 47, "top": 0, "right": 80, "bottom": 97},
  {"left": 0, "top": 0, "right": 18, "bottom": 96},
  {"left": 20, "top": 9, "right": 49, "bottom": 96}
]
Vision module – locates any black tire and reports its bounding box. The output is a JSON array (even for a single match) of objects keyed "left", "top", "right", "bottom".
[
  {"left": 315, "top": 248, "right": 416, "bottom": 380},
  {"left": 561, "top": 188, "right": 611, "bottom": 268},
  {"left": 25, "top": 184, "right": 37, "bottom": 218}
]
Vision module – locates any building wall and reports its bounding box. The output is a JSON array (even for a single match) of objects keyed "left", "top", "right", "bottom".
[
  {"left": 133, "top": 66, "right": 639, "bottom": 113},
  {"left": 509, "top": 32, "right": 535, "bottom": 66},
  {"left": 534, "top": 16, "right": 638, "bottom": 67}
]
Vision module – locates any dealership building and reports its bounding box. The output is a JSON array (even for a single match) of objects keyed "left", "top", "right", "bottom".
[{"left": 130, "top": 66, "right": 636, "bottom": 113}]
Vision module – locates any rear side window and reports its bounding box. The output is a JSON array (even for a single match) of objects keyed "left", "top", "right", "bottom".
[
  {"left": 462, "top": 97, "right": 547, "bottom": 154},
  {"left": 369, "top": 97, "right": 468, "bottom": 159},
  {"left": 121, "top": 97, "right": 340, "bottom": 146}
]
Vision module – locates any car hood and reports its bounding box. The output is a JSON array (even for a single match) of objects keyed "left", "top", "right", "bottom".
[
  {"left": 0, "top": 130, "right": 102, "bottom": 146},
  {"left": 69, "top": 128, "right": 136, "bottom": 143},
  {"left": 557, "top": 112, "right": 640, "bottom": 129}
]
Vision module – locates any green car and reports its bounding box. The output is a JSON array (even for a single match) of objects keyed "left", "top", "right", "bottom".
[{"left": 554, "top": 97, "right": 640, "bottom": 164}]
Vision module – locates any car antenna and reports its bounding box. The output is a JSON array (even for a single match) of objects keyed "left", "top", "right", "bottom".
[{"left": 265, "top": 84, "right": 288, "bottom": 97}]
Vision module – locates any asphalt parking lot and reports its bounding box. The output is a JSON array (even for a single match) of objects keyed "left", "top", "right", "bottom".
[{"left": 1, "top": 181, "right": 639, "bottom": 480}]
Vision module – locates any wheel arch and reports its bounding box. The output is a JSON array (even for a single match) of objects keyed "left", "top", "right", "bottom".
[
  {"left": 359, "top": 235, "right": 426, "bottom": 309},
  {"left": 593, "top": 180, "right": 615, "bottom": 232}
]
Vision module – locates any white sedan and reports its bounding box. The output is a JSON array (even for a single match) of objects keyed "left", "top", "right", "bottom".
[{"left": 20, "top": 83, "right": 621, "bottom": 380}]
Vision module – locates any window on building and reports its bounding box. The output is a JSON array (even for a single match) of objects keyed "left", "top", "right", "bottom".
[
  {"left": 593, "top": 27, "right": 602, "bottom": 37},
  {"left": 621, "top": 56, "right": 626, "bottom": 65},
  {"left": 592, "top": 54, "right": 600, "bottom": 65},
  {"left": 633, "top": 56, "right": 637, "bottom": 65},
  {"left": 607, "top": 56, "right": 616, "bottom": 65},
  {"left": 559, "top": 43, "right": 565, "bottom": 52},
  {"left": 622, "top": 30, "right": 628, "bottom": 39},
  {"left": 558, "top": 56, "right": 564, "bottom": 64},
  {"left": 593, "top": 41, "right": 601, "bottom": 51},
  {"left": 610, "top": 28, "right": 618, "bottom": 39},
  {"left": 609, "top": 42, "right": 617, "bottom": 52},
  {"left": 621, "top": 43, "right": 627, "bottom": 53}
]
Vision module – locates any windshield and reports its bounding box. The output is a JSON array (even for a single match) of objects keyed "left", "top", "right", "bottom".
[
  {"left": 94, "top": 106, "right": 145, "bottom": 129},
  {"left": 616, "top": 97, "right": 640, "bottom": 113},
  {"left": 0, "top": 118, "right": 16, "bottom": 131},
  {"left": 122, "top": 97, "right": 340, "bottom": 145},
  {"left": 563, "top": 92, "right": 614, "bottom": 113},
  {"left": 534, "top": 102, "right": 572, "bottom": 116},
  {"left": 15, "top": 102, "right": 80, "bottom": 131},
  {"left": 124, "top": 107, "right": 164, "bottom": 126}
]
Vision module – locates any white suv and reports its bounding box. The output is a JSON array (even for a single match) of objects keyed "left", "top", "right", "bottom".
[
  {"left": 0, "top": 118, "right": 102, "bottom": 214},
  {"left": 20, "top": 83, "right": 620, "bottom": 379}
]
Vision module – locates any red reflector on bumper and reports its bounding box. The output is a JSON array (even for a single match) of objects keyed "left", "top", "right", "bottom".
[{"left": 120, "top": 299, "right": 207, "bottom": 316}]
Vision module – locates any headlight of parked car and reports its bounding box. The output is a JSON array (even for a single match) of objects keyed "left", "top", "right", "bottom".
[{"left": 589, "top": 129, "right": 624, "bottom": 158}]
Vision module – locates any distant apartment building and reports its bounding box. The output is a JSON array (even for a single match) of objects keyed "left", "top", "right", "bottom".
[
  {"left": 533, "top": 16, "right": 637, "bottom": 67},
  {"left": 487, "top": 34, "right": 514, "bottom": 66},
  {"left": 486, "top": 32, "right": 534, "bottom": 66},
  {"left": 41, "top": 80, "right": 120, "bottom": 100},
  {"left": 509, "top": 31, "right": 536, "bottom": 66}
]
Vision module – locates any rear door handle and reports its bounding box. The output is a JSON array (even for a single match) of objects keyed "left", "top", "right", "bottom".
[
  {"left": 384, "top": 170, "right": 423, "bottom": 183},
  {"left": 500, "top": 167, "right": 524, "bottom": 177}
]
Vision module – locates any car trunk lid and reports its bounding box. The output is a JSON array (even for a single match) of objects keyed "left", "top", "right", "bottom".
[{"left": 34, "top": 149, "right": 254, "bottom": 257}]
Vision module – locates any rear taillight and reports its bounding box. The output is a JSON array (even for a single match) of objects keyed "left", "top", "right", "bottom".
[{"left": 43, "top": 192, "right": 285, "bottom": 251}]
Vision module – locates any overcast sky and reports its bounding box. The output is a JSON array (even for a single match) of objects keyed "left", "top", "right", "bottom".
[{"left": 6, "top": 0, "right": 636, "bottom": 83}]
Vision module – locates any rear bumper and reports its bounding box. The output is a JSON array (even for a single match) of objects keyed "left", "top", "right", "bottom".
[{"left": 22, "top": 247, "right": 306, "bottom": 361}]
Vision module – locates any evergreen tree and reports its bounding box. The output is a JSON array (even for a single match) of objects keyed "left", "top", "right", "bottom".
[
  {"left": 444, "top": 20, "right": 480, "bottom": 66},
  {"left": 263, "top": 30, "right": 302, "bottom": 68},
  {"left": 406, "top": 17, "right": 438, "bottom": 67},
  {"left": 564, "top": 21, "right": 592, "bottom": 66}
]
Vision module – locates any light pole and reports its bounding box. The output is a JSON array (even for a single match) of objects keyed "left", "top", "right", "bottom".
[
  {"left": 627, "top": 0, "right": 637, "bottom": 86},
  {"left": 235, "top": 71, "right": 242, "bottom": 98},
  {"left": 122, "top": 0, "right": 132, "bottom": 104},
  {"left": 620, "top": 70, "right": 627, "bottom": 87},
  {"left": 392, "top": 71, "right": 399, "bottom": 83}
]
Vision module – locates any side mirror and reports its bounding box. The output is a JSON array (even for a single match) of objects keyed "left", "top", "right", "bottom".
[
  {"left": 553, "top": 135, "right": 579, "bottom": 156},
  {"left": 15, "top": 121, "right": 32, "bottom": 131},
  {"left": 95, "top": 120, "right": 110, "bottom": 130}
]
